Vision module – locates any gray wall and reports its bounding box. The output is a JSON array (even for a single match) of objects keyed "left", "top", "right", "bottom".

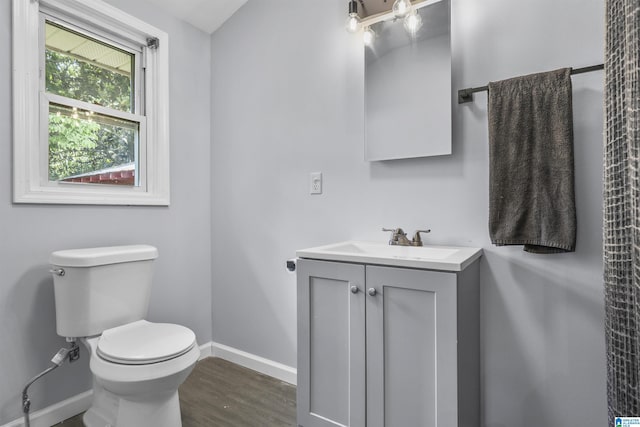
[
  {"left": 0, "top": 0, "right": 212, "bottom": 423},
  {"left": 210, "top": 0, "right": 606, "bottom": 426}
]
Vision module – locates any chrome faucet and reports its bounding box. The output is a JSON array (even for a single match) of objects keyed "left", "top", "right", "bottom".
[{"left": 382, "top": 228, "right": 431, "bottom": 246}]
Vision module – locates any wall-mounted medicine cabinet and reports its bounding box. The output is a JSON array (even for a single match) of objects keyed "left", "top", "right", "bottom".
[{"left": 364, "top": 0, "right": 451, "bottom": 161}]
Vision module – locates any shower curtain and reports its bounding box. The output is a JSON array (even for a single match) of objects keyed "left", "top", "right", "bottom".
[{"left": 604, "top": 0, "right": 640, "bottom": 421}]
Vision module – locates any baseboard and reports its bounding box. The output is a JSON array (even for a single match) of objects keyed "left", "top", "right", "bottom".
[
  {"left": 1, "top": 343, "right": 295, "bottom": 427},
  {"left": 205, "top": 341, "right": 297, "bottom": 385},
  {"left": 1, "top": 390, "right": 92, "bottom": 427},
  {"left": 199, "top": 341, "right": 213, "bottom": 359}
]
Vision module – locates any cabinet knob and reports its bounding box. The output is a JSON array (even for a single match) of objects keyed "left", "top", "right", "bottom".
[
  {"left": 368, "top": 288, "right": 377, "bottom": 296},
  {"left": 350, "top": 286, "right": 359, "bottom": 294}
]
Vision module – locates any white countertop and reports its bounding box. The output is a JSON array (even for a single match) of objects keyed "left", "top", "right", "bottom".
[{"left": 296, "top": 240, "right": 483, "bottom": 272}]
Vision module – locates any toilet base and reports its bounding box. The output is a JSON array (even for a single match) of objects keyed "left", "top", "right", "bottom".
[
  {"left": 83, "top": 381, "right": 182, "bottom": 427},
  {"left": 79, "top": 333, "right": 199, "bottom": 427}
]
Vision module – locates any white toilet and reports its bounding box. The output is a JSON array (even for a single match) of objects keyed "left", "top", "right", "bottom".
[{"left": 50, "top": 245, "right": 200, "bottom": 427}]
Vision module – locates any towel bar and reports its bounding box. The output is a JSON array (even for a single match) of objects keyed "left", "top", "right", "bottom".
[{"left": 457, "top": 63, "right": 604, "bottom": 104}]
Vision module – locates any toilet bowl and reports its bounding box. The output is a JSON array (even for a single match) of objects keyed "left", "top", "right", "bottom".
[
  {"left": 50, "top": 245, "right": 199, "bottom": 427},
  {"left": 81, "top": 321, "right": 199, "bottom": 427}
]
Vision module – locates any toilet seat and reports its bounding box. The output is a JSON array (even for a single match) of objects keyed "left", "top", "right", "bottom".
[
  {"left": 97, "top": 320, "right": 196, "bottom": 365},
  {"left": 85, "top": 334, "right": 200, "bottom": 386}
]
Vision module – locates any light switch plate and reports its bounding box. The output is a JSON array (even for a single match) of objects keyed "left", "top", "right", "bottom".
[{"left": 310, "top": 172, "right": 322, "bottom": 195}]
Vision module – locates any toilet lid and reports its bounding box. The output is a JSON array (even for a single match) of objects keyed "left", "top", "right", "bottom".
[{"left": 97, "top": 320, "right": 196, "bottom": 365}]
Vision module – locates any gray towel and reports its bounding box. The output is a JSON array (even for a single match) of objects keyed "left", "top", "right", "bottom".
[{"left": 488, "top": 68, "right": 576, "bottom": 254}]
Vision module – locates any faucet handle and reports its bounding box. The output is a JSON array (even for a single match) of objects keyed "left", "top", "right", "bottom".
[
  {"left": 382, "top": 228, "right": 397, "bottom": 242},
  {"left": 382, "top": 227, "right": 406, "bottom": 235},
  {"left": 382, "top": 227, "right": 405, "bottom": 245},
  {"left": 412, "top": 229, "right": 431, "bottom": 246}
]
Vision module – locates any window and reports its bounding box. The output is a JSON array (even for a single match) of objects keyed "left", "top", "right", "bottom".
[
  {"left": 13, "top": 0, "right": 170, "bottom": 205},
  {"left": 44, "top": 21, "right": 141, "bottom": 186}
]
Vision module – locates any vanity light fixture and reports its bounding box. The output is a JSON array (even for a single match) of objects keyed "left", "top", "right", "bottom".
[
  {"left": 392, "top": 0, "right": 413, "bottom": 18},
  {"left": 349, "top": 0, "right": 424, "bottom": 42},
  {"left": 345, "top": 0, "right": 361, "bottom": 33},
  {"left": 363, "top": 26, "right": 376, "bottom": 46}
]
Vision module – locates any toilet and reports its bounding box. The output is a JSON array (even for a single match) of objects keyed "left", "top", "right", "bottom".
[{"left": 50, "top": 245, "right": 200, "bottom": 427}]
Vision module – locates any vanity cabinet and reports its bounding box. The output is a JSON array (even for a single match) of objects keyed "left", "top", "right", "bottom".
[{"left": 296, "top": 258, "right": 480, "bottom": 427}]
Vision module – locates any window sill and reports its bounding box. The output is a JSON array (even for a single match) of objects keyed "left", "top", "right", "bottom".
[{"left": 14, "top": 185, "right": 170, "bottom": 206}]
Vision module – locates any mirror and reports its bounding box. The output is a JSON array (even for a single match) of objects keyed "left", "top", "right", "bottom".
[{"left": 364, "top": 0, "right": 451, "bottom": 161}]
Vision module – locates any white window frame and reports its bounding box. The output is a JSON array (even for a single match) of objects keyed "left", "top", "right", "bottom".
[{"left": 13, "top": 0, "right": 170, "bottom": 205}]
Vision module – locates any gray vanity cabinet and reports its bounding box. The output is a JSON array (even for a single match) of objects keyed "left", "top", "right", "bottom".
[
  {"left": 296, "top": 260, "right": 366, "bottom": 427},
  {"left": 297, "top": 258, "right": 480, "bottom": 427}
]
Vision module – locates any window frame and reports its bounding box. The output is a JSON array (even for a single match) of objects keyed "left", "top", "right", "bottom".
[{"left": 13, "top": 0, "right": 170, "bottom": 205}]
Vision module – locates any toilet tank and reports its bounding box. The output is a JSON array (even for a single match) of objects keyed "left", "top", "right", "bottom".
[{"left": 50, "top": 245, "right": 159, "bottom": 338}]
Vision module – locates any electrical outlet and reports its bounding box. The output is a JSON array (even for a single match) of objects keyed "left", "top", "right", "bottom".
[{"left": 310, "top": 172, "right": 322, "bottom": 195}]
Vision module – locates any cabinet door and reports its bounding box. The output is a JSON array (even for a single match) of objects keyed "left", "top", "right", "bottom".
[
  {"left": 297, "top": 259, "right": 366, "bottom": 427},
  {"left": 365, "top": 266, "right": 457, "bottom": 427}
]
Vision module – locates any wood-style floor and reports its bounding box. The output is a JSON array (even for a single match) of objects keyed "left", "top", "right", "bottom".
[{"left": 53, "top": 357, "right": 297, "bottom": 427}]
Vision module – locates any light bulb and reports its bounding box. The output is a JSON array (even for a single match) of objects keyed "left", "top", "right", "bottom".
[
  {"left": 392, "top": 0, "right": 412, "bottom": 18},
  {"left": 363, "top": 27, "right": 375, "bottom": 46},
  {"left": 404, "top": 9, "right": 422, "bottom": 34},
  {"left": 345, "top": 0, "right": 360, "bottom": 34},
  {"left": 346, "top": 13, "right": 360, "bottom": 33}
]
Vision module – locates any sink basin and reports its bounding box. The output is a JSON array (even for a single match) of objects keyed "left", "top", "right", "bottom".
[{"left": 296, "top": 241, "right": 482, "bottom": 271}]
